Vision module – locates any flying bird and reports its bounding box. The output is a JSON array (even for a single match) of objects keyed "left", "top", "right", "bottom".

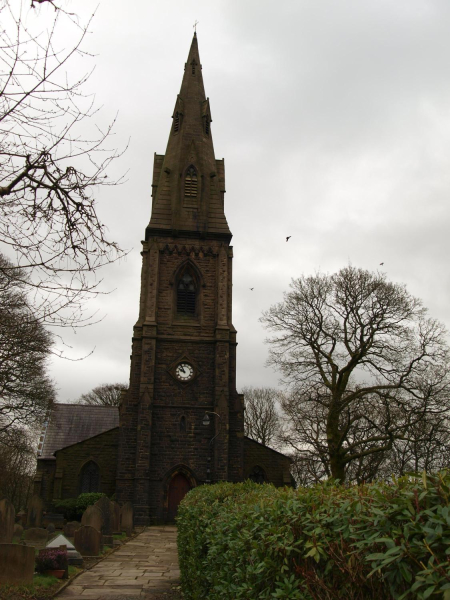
[
  {"left": 250, "top": 288, "right": 254, "bottom": 291},
  {"left": 379, "top": 262, "right": 384, "bottom": 266},
  {"left": 286, "top": 236, "right": 291, "bottom": 242}
]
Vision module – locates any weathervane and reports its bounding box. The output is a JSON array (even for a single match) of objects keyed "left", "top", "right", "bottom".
[{"left": 193, "top": 20, "right": 199, "bottom": 33}]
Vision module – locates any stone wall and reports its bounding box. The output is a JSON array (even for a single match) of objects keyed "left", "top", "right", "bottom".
[
  {"left": 54, "top": 428, "right": 119, "bottom": 500},
  {"left": 243, "top": 437, "right": 292, "bottom": 487}
]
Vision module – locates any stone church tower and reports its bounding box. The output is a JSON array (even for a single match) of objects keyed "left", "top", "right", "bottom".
[
  {"left": 116, "top": 33, "right": 245, "bottom": 524},
  {"left": 34, "top": 34, "right": 291, "bottom": 521}
]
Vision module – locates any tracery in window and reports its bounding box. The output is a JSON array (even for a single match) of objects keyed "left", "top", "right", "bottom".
[
  {"left": 80, "top": 461, "right": 100, "bottom": 493},
  {"left": 184, "top": 166, "right": 198, "bottom": 197},
  {"left": 177, "top": 271, "right": 196, "bottom": 315}
]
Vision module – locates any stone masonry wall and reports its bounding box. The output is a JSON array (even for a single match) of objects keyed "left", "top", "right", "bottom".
[
  {"left": 55, "top": 428, "right": 119, "bottom": 500},
  {"left": 244, "top": 437, "right": 292, "bottom": 488}
]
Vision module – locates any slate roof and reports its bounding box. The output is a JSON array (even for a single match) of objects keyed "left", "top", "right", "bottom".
[{"left": 38, "top": 403, "right": 119, "bottom": 459}]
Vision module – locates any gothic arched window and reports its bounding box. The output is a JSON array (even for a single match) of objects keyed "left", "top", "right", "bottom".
[
  {"left": 184, "top": 166, "right": 198, "bottom": 197},
  {"left": 80, "top": 461, "right": 100, "bottom": 493},
  {"left": 249, "top": 465, "right": 266, "bottom": 485},
  {"left": 177, "top": 271, "right": 196, "bottom": 315}
]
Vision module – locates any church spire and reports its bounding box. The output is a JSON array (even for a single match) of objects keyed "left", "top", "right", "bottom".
[{"left": 147, "top": 34, "right": 231, "bottom": 241}]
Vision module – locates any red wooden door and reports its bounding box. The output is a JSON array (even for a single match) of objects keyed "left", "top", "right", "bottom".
[{"left": 167, "top": 473, "right": 190, "bottom": 521}]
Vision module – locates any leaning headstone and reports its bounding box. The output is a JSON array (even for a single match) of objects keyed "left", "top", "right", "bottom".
[
  {"left": 120, "top": 502, "right": 133, "bottom": 536},
  {"left": 81, "top": 505, "right": 102, "bottom": 533},
  {"left": 13, "top": 523, "right": 23, "bottom": 539},
  {"left": 0, "top": 498, "right": 15, "bottom": 543},
  {"left": 74, "top": 525, "right": 102, "bottom": 556},
  {"left": 46, "top": 534, "right": 83, "bottom": 566},
  {"left": 23, "top": 527, "right": 48, "bottom": 545},
  {"left": 64, "top": 521, "right": 81, "bottom": 537},
  {"left": 111, "top": 501, "right": 121, "bottom": 533},
  {"left": 0, "top": 544, "right": 35, "bottom": 584},
  {"left": 94, "top": 497, "right": 113, "bottom": 535},
  {"left": 26, "top": 495, "right": 44, "bottom": 528}
]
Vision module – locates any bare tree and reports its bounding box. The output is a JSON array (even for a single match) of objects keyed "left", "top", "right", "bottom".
[
  {"left": 0, "top": 253, "right": 55, "bottom": 434},
  {"left": 0, "top": 426, "right": 37, "bottom": 509},
  {"left": 77, "top": 382, "right": 128, "bottom": 407},
  {"left": 243, "top": 386, "right": 281, "bottom": 449},
  {"left": 0, "top": 0, "right": 126, "bottom": 328},
  {"left": 261, "top": 266, "right": 450, "bottom": 483}
]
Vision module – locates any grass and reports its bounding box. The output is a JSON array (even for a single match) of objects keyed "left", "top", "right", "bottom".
[
  {"left": 0, "top": 566, "right": 81, "bottom": 599},
  {"left": 112, "top": 532, "right": 126, "bottom": 540}
]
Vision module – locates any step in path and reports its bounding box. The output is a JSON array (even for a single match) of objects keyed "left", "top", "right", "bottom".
[{"left": 57, "top": 526, "right": 180, "bottom": 599}]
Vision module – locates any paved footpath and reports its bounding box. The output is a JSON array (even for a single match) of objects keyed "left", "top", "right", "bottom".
[{"left": 57, "top": 526, "right": 180, "bottom": 599}]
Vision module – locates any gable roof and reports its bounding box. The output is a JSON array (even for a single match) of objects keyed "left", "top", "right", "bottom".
[{"left": 38, "top": 403, "right": 119, "bottom": 459}]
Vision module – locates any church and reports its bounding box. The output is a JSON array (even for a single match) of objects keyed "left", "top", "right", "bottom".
[{"left": 34, "top": 34, "right": 292, "bottom": 525}]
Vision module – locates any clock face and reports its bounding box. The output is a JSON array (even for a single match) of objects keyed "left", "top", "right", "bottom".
[{"left": 175, "top": 362, "right": 194, "bottom": 382}]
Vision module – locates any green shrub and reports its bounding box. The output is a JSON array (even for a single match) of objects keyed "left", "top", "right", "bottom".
[
  {"left": 52, "top": 498, "right": 79, "bottom": 521},
  {"left": 177, "top": 472, "right": 450, "bottom": 599},
  {"left": 52, "top": 492, "right": 105, "bottom": 521},
  {"left": 76, "top": 492, "right": 105, "bottom": 513}
]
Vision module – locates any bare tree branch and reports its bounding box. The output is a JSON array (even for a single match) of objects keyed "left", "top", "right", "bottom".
[{"left": 262, "top": 266, "right": 450, "bottom": 483}]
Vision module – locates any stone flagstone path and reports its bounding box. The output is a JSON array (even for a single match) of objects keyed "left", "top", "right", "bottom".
[{"left": 57, "top": 526, "right": 180, "bottom": 599}]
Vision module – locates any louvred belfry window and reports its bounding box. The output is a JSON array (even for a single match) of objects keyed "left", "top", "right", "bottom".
[
  {"left": 174, "top": 111, "right": 180, "bottom": 133},
  {"left": 177, "top": 272, "right": 196, "bottom": 315},
  {"left": 184, "top": 166, "right": 198, "bottom": 197}
]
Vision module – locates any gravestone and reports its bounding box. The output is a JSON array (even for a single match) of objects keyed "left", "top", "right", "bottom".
[
  {"left": 94, "top": 497, "right": 113, "bottom": 535},
  {"left": 0, "top": 498, "right": 15, "bottom": 543},
  {"left": 47, "top": 534, "right": 83, "bottom": 566},
  {"left": 47, "top": 523, "right": 55, "bottom": 535},
  {"left": 26, "top": 495, "right": 44, "bottom": 528},
  {"left": 0, "top": 544, "right": 35, "bottom": 584},
  {"left": 74, "top": 525, "right": 102, "bottom": 556},
  {"left": 13, "top": 523, "right": 23, "bottom": 539},
  {"left": 24, "top": 527, "right": 48, "bottom": 545},
  {"left": 81, "top": 505, "right": 102, "bottom": 533},
  {"left": 64, "top": 521, "right": 81, "bottom": 537},
  {"left": 120, "top": 502, "right": 134, "bottom": 536},
  {"left": 111, "top": 501, "right": 121, "bottom": 533},
  {"left": 42, "top": 513, "right": 65, "bottom": 529},
  {"left": 16, "top": 510, "right": 27, "bottom": 526}
]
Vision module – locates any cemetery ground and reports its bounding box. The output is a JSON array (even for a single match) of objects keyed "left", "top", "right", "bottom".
[{"left": 0, "top": 527, "right": 182, "bottom": 600}]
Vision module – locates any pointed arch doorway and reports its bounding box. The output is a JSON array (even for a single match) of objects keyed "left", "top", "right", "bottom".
[{"left": 167, "top": 473, "right": 191, "bottom": 521}]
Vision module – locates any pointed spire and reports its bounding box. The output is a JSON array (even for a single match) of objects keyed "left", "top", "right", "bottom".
[
  {"left": 179, "top": 32, "right": 206, "bottom": 102},
  {"left": 147, "top": 34, "right": 231, "bottom": 241}
]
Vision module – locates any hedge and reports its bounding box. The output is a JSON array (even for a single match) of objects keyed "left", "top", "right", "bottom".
[
  {"left": 52, "top": 492, "right": 106, "bottom": 520},
  {"left": 177, "top": 472, "right": 450, "bottom": 599}
]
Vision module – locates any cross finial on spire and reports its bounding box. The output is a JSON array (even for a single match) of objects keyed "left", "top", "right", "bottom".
[{"left": 193, "top": 20, "right": 199, "bottom": 34}]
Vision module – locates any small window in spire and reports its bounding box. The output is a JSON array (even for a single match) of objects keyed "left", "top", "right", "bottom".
[
  {"left": 177, "top": 272, "right": 196, "bottom": 315},
  {"left": 184, "top": 166, "right": 198, "bottom": 197},
  {"left": 174, "top": 111, "right": 180, "bottom": 134},
  {"left": 191, "top": 59, "right": 197, "bottom": 75},
  {"left": 205, "top": 117, "right": 210, "bottom": 136}
]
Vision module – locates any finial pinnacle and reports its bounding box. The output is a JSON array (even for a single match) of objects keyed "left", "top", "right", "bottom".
[{"left": 193, "top": 20, "right": 199, "bottom": 34}]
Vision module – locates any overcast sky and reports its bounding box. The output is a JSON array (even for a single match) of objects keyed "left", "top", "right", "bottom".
[{"left": 34, "top": 0, "right": 450, "bottom": 402}]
